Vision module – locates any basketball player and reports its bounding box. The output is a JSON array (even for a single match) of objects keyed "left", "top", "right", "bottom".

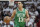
[
  {"left": 10, "top": 2, "right": 30, "bottom": 27},
  {"left": 4, "top": 2, "right": 30, "bottom": 27}
]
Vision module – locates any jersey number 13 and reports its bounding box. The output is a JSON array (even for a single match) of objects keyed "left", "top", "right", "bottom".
[{"left": 18, "top": 17, "right": 23, "bottom": 22}]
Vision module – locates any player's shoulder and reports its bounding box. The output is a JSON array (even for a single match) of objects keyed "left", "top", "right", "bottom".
[
  {"left": 13, "top": 9, "right": 17, "bottom": 14},
  {"left": 13, "top": 9, "right": 17, "bottom": 12}
]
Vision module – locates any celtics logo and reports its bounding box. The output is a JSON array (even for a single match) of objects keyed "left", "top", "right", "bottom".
[
  {"left": 17, "top": 13, "right": 25, "bottom": 17},
  {"left": 17, "top": 13, "right": 25, "bottom": 22}
]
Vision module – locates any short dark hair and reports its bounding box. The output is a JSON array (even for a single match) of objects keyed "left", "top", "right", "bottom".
[{"left": 18, "top": 1, "right": 23, "bottom": 4}]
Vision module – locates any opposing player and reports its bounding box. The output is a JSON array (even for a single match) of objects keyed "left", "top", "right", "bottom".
[{"left": 4, "top": 2, "right": 30, "bottom": 27}]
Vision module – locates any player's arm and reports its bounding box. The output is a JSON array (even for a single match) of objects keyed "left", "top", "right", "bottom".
[
  {"left": 10, "top": 10, "right": 16, "bottom": 20},
  {"left": 26, "top": 10, "right": 30, "bottom": 22}
]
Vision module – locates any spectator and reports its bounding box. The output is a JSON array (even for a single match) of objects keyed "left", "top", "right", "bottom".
[
  {"left": 37, "top": 4, "right": 40, "bottom": 14},
  {"left": 7, "top": 11, "right": 11, "bottom": 17},
  {"left": 27, "top": 7, "right": 39, "bottom": 27},
  {"left": 0, "top": 8, "right": 3, "bottom": 20},
  {"left": 35, "top": 14, "right": 40, "bottom": 27},
  {"left": 9, "top": 6, "right": 13, "bottom": 14}
]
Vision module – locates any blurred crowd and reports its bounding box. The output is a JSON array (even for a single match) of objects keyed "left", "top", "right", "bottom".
[{"left": 0, "top": 1, "right": 40, "bottom": 27}]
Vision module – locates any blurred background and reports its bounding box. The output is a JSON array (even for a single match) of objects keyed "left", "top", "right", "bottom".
[{"left": 0, "top": 0, "right": 40, "bottom": 27}]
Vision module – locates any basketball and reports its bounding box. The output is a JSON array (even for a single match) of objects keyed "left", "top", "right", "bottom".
[{"left": 4, "top": 16, "right": 10, "bottom": 24}]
